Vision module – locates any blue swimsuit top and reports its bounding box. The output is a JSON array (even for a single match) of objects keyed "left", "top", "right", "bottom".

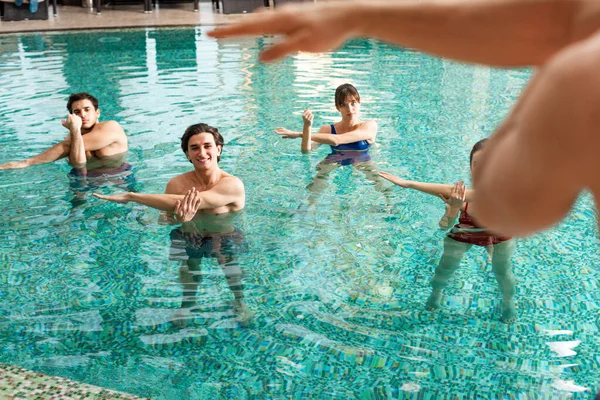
[{"left": 329, "top": 124, "right": 371, "bottom": 152}]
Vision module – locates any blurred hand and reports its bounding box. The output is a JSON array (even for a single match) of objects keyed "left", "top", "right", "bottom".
[{"left": 208, "top": 3, "right": 356, "bottom": 62}]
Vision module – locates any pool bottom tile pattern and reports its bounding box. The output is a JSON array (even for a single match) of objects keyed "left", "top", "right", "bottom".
[{"left": 0, "top": 363, "right": 146, "bottom": 399}]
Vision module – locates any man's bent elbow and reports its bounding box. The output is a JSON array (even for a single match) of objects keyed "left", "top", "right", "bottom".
[{"left": 68, "top": 160, "right": 87, "bottom": 169}]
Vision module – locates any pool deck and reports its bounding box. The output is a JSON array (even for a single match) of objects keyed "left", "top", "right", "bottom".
[
  {"left": 0, "top": 363, "right": 148, "bottom": 399},
  {"left": 0, "top": 1, "right": 247, "bottom": 34}
]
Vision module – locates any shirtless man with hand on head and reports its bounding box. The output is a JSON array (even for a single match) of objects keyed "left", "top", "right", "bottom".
[{"left": 0, "top": 92, "right": 127, "bottom": 172}]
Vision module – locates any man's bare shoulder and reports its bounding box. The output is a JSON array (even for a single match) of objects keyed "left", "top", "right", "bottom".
[
  {"left": 218, "top": 172, "right": 244, "bottom": 191},
  {"left": 166, "top": 172, "right": 194, "bottom": 194},
  {"left": 94, "top": 120, "right": 126, "bottom": 135}
]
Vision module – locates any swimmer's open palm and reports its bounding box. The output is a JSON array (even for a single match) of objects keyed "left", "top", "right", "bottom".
[
  {"left": 0, "top": 161, "right": 29, "bottom": 170},
  {"left": 175, "top": 188, "right": 202, "bottom": 222},
  {"left": 208, "top": 3, "right": 355, "bottom": 62},
  {"left": 378, "top": 171, "right": 409, "bottom": 188},
  {"left": 439, "top": 181, "right": 465, "bottom": 210},
  {"left": 93, "top": 192, "right": 131, "bottom": 204},
  {"left": 275, "top": 128, "right": 301, "bottom": 139}
]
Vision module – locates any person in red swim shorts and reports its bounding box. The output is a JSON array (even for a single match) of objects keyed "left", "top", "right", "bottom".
[{"left": 380, "top": 139, "right": 517, "bottom": 323}]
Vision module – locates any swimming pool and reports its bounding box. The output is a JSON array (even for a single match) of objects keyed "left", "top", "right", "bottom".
[{"left": 0, "top": 27, "right": 598, "bottom": 398}]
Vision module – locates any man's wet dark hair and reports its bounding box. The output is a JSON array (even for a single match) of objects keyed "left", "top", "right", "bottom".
[
  {"left": 335, "top": 83, "right": 360, "bottom": 107},
  {"left": 470, "top": 138, "right": 488, "bottom": 166},
  {"left": 67, "top": 92, "right": 99, "bottom": 113},
  {"left": 181, "top": 123, "right": 224, "bottom": 163}
]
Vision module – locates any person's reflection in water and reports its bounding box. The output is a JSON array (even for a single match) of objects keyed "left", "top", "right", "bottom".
[
  {"left": 68, "top": 152, "right": 138, "bottom": 209},
  {"left": 169, "top": 211, "right": 252, "bottom": 327}
]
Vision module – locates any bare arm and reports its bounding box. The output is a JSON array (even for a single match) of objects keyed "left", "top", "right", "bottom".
[
  {"left": 301, "top": 110, "right": 314, "bottom": 153},
  {"left": 406, "top": 181, "right": 453, "bottom": 198},
  {"left": 409, "top": 181, "right": 476, "bottom": 202},
  {"left": 92, "top": 192, "right": 184, "bottom": 211},
  {"left": 192, "top": 177, "right": 245, "bottom": 210},
  {"left": 209, "top": 0, "right": 600, "bottom": 67},
  {"left": 439, "top": 204, "right": 461, "bottom": 230},
  {"left": 438, "top": 182, "right": 466, "bottom": 229},
  {"left": 379, "top": 171, "right": 475, "bottom": 200},
  {"left": 0, "top": 141, "right": 70, "bottom": 170},
  {"left": 171, "top": 177, "right": 246, "bottom": 222},
  {"left": 94, "top": 176, "right": 245, "bottom": 214},
  {"left": 69, "top": 131, "right": 86, "bottom": 168},
  {"left": 62, "top": 114, "right": 87, "bottom": 169},
  {"left": 301, "top": 124, "right": 328, "bottom": 152},
  {"left": 1, "top": 119, "right": 127, "bottom": 171},
  {"left": 310, "top": 121, "right": 377, "bottom": 146},
  {"left": 357, "top": 0, "right": 586, "bottom": 67},
  {"left": 274, "top": 119, "right": 323, "bottom": 151}
]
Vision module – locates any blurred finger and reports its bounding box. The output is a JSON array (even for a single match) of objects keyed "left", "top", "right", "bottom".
[
  {"left": 260, "top": 30, "right": 312, "bottom": 62},
  {"left": 208, "top": 13, "right": 293, "bottom": 38}
]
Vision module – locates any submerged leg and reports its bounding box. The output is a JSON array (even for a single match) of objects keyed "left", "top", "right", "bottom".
[
  {"left": 216, "top": 252, "right": 252, "bottom": 324},
  {"left": 491, "top": 239, "right": 517, "bottom": 323},
  {"left": 180, "top": 257, "right": 202, "bottom": 309},
  {"left": 68, "top": 168, "right": 89, "bottom": 209},
  {"left": 426, "top": 237, "right": 471, "bottom": 311},
  {"left": 306, "top": 161, "right": 339, "bottom": 206},
  {"left": 174, "top": 257, "right": 203, "bottom": 328}
]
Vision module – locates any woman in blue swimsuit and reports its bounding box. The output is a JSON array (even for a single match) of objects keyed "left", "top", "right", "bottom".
[{"left": 275, "top": 83, "right": 392, "bottom": 206}]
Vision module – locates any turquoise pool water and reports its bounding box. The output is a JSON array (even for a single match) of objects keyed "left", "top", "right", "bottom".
[{"left": 0, "top": 28, "right": 599, "bottom": 398}]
